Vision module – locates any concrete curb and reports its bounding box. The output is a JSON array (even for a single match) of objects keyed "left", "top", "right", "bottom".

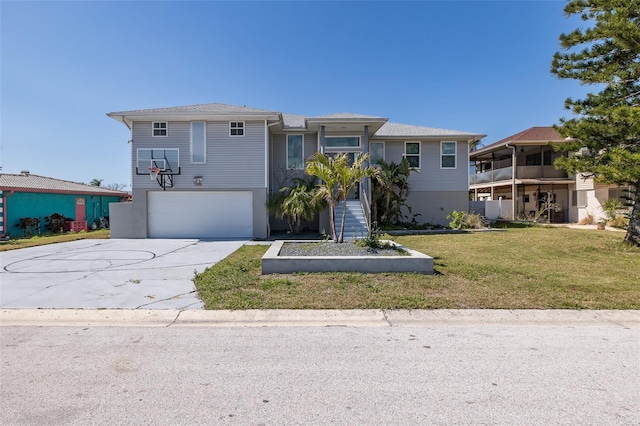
[
  {"left": 0, "top": 309, "right": 178, "bottom": 327},
  {"left": 175, "top": 309, "right": 387, "bottom": 327},
  {"left": 384, "top": 309, "right": 640, "bottom": 327},
  {"left": 1, "top": 309, "right": 639, "bottom": 327}
]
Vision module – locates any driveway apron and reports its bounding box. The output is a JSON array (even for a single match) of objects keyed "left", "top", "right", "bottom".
[{"left": 0, "top": 239, "right": 246, "bottom": 309}]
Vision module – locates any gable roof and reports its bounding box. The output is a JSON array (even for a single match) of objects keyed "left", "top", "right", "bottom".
[
  {"left": 107, "top": 103, "right": 282, "bottom": 129},
  {"left": 0, "top": 173, "right": 128, "bottom": 196},
  {"left": 109, "top": 102, "right": 280, "bottom": 116}
]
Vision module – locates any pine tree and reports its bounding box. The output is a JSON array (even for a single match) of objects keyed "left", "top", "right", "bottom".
[{"left": 551, "top": 0, "right": 640, "bottom": 246}]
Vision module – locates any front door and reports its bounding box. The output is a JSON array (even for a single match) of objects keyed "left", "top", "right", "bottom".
[{"left": 75, "top": 198, "right": 86, "bottom": 222}]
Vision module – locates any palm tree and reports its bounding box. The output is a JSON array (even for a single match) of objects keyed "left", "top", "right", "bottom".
[
  {"left": 372, "top": 158, "right": 414, "bottom": 226},
  {"left": 282, "top": 176, "right": 322, "bottom": 234},
  {"left": 306, "top": 152, "right": 378, "bottom": 243},
  {"left": 268, "top": 176, "right": 322, "bottom": 234},
  {"left": 306, "top": 152, "right": 342, "bottom": 242},
  {"left": 334, "top": 152, "right": 377, "bottom": 243}
]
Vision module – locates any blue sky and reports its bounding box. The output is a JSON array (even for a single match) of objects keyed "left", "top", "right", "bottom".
[{"left": 1, "top": 0, "right": 586, "bottom": 189}]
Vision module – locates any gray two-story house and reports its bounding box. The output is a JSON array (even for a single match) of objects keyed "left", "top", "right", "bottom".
[{"left": 107, "top": 103, "right": 484, "bottom": 239}]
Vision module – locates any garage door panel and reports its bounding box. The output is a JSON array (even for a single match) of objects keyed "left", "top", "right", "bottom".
[{"left": 148, "top": 191, "right": 252, "bottom": 238}]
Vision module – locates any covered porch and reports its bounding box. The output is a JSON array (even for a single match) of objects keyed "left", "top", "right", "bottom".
[{"left": 470, "top": 181, "right": 575, "bottom": 222}]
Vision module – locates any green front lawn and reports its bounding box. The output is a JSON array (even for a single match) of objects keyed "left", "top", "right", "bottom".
[
  {"left": 0, "top": 230, "right": 110, "bottom": 252},
  {"left": 194, "top": 227, "right": 640, "bottom": 310}
]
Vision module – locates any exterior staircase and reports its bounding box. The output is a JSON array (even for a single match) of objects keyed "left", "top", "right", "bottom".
[{"left": 333, "top": 200, "right": 369, "bottom": 240}]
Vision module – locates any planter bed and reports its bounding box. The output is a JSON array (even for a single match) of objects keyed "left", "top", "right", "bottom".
[{"left": 261, "top": 240, "right": 434, "bottom": 275}]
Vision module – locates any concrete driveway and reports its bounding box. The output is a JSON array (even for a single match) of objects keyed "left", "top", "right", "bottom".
[{"left": 0, "top": 239, "right": 247, "bottom": 309}]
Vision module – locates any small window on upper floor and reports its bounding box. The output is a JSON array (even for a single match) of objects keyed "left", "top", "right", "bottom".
[
  {"left": 441, "top": 141, "right": 457, "bottom": 169},
  {"left": 404, "top": 142, "right": 421, "bottom": 169},
  {"left": 370, "top": 142, "right": 384, "bottom": 165},
  {"left": 153, "top": 122, "right": 167, "bottom": 137},
  {"left": 230, "top": 121, "right": 244, "bottom": 137}
]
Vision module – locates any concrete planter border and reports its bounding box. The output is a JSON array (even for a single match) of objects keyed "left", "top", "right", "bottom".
[{"left": 261, "top": 240, "right": 434, "bottom": 275}]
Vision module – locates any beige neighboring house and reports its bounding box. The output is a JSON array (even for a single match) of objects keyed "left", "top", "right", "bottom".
[
  {"left": 574, "top": 175, "right": 634, "bottom": 224},
  {"left": 469, "top": 126, "right": 630, "bottom": 223}
]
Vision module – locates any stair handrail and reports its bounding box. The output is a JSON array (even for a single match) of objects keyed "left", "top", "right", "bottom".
[{"left": 360, "top": 177, "right": 371, "bottom": 232}]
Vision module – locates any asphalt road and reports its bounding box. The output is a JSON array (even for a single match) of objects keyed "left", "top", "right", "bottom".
[{"left": 2, "top": 322, "right": 638, "bottom": 425}]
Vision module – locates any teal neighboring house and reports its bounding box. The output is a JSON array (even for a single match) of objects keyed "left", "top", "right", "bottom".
[{"left": 0, "top": 172, "right": 129, "bottom": 238}]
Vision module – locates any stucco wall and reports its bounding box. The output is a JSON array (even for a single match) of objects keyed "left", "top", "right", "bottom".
[
  {"left": 5, "top": 192, "right": 122, "bottom": 237},
  {"left": 404, "top": 191, "right": 470, "bottom": 226}
]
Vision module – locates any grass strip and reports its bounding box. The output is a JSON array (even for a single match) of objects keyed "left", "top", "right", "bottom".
[
  {"left": 0, "top": 230, "right": 110, "bottom": 252},
  {"left": 194, "top": 227, "right": 640, "bottom": 310}
]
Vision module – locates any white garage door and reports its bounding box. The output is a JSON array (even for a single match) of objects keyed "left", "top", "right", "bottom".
[{"left": 148, "top": 191, "right": 253, "bottom": 238}]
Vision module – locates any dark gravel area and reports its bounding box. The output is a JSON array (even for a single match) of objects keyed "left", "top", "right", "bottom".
[{"left": 279, "top": 241, "right": 405, "bottom": 257}]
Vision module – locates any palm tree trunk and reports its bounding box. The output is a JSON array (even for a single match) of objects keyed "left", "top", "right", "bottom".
[
  {"left": 338, "top": 199, "right": 347, "bottom": 243},
  {"left": 383, "top": 192, "right": 392, "bottom": 225},
  {"left": 329, "top": 201, "right": 338, "bottom": 243},
  {"left": 371, "top": 196, "right": 378, "bottom": 224}
]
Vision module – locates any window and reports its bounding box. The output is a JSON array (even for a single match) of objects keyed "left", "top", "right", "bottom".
[
  {"left": 324, "top": 136, "right": 360, "bottom": 148},
  {"left": 152, "top": 122, "right": 167, "bottom": 137},
  {"left": 287, "top": 134, "right": 304, "bottom": 169},
  {"left": 525, "top": 151, "right": 553, "bottom": 166},
  {"left": 230, "top": 121, "right": 244, "bottom": 136},
  {"left": 370, "top": 142, "right": 384, "bottom": 164},
  {"left": 404, "top": 142, "right": 420, "bottom": 168},
  {"left": 191, "top": 122, "right": 206, "bottom": 163},
  {"left": 441, "top": 141, "right": 457, "bottom": 168},
  {"left": 608, "top": 186, "right": 628, "bottom": 201},
  {"left": 526, "top": 152, "right": 542, "bottom": 166},
  {"left": 572, "top": 190, "right": 587, "bottom": 207}
]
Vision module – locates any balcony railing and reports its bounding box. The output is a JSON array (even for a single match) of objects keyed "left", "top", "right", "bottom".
[
  {"left": 470, "top": 166, "right": 568, "bottom": 185},
  {"left": 516, "top": 165, "right": 568, "bottom": 179},
  {"left": 470, "top": 167, "right": 512, "bottom": 185}
]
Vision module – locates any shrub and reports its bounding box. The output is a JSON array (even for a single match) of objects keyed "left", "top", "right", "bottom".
[
  {"left": 44, "top": 213, "right": 66, "bottom": 233},
  {"left": 601, "top": 198, "right": 623, "bottom": 221},
  {"left": 447, "top": 210, "right": 467, "bottom": 230},
  {"left": 17, "top": 217, "right": 40, "bottom": 237},
  {"left": 579, "top": 213, "right": 595, "bottom": 225},
  {"left": 464, "top": 213, "right": 484, "bottom": 229},
  {"left": 356, "top": 222, "right": 401, "bottom": 252},
  {"left": 609, "top": 214, "right": 629, "bottom": 229},
  {"left": 357, "top": 222, "right": 385, "bottom": 249}
]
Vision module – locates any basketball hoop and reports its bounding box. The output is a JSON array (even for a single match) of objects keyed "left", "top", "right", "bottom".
[{"left": 148, "top": 166, "right": 161, "bottom": 180}]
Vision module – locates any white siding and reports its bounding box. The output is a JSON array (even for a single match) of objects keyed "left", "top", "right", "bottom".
[{"left": 576, "top": 175, "right": 594, "bottom": 190}]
